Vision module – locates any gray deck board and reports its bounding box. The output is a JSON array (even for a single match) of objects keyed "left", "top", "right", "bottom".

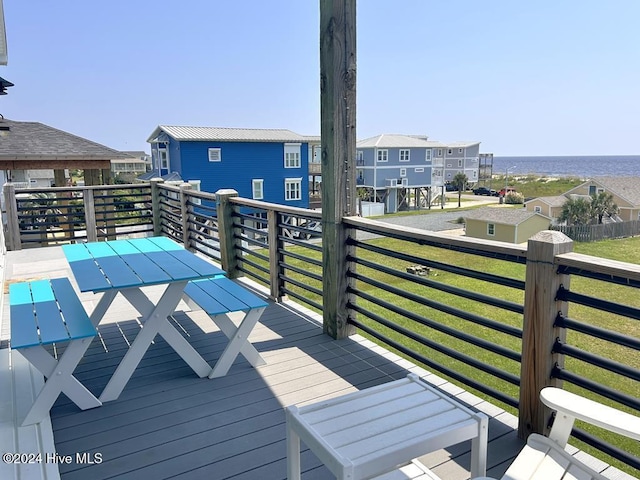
[
  {"left": 45, "top": 300, "right": 508, "bottom": 480},
  {"left": 2, "top": 246, "right": 523, "bottom": 480}
]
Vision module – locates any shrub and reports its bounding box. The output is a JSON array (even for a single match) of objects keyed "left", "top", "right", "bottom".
[{"left": 505, "top": 192, "right": 524, "bottom": 204}]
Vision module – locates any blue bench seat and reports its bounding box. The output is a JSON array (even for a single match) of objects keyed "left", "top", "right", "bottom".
[
  {"left": 9, "top": 278, "right": 101, "bottom": 425},
  {"left": 183, "top": 277, "right": 268, "bottom": 378}
]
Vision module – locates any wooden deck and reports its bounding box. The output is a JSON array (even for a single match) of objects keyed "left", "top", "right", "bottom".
[{"left": 4, "top": 245, "right": 621, "bottom": 480}]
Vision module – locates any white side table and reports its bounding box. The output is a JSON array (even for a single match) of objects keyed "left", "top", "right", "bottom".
[{"left": 285, "top": 374, "right": 488, "bottom": 480}]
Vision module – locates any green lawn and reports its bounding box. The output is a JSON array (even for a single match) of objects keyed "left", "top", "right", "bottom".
[{"left": 240, "top": 230, "right": 639, "bottom": 476}]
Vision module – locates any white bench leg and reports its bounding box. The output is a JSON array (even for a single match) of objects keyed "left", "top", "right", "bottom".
[
  {"left": 210, "top": 310, "right": 267, "bottom": 368},
  {"left": 18, "top": 337, "right": 101, "bottom": 426},
  {"left": 209, "top": 307, "right": 266, "bottom": 378}
]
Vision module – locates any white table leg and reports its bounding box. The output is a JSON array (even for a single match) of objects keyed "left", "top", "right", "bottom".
[
  {"left": 89, "top": 289, "right": 118, "bottom": 327},
  {"left": 157, "top": 320, "right": 211, "bottom": 377},
  {"left": 286, "top": 407, "right": 302, "bottom": 480},
  {"left": 123, "top": 284, "right": 211, "bottom": 377},
  {"left": 470, "top": 413, "right": 488, "bottom": 478},
  {"left": 18, "top": 338, "right": 101, "bottom": 426},
  {"left": 209, "top": 307, "right": 266, "bottom": 378},
  {"left": 99, "top": 283, "right": 187, "bottom": 402}
]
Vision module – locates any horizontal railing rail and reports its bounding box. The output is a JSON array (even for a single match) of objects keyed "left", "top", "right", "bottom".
[
  {"left": 3, "top": 183, "right": 153, "bottom": 249},
  {"left": 549, "top": 251, "right": 640, "bottom": 471},
  {"left": 343, "top": 216, "right": 527, "bottom": 410},
  {"left": 3, "top": 181, "right": 638, "bottom": 475}
]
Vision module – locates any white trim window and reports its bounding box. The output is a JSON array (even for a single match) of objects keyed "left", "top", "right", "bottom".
[
  {"left": 437, "top": 149, "right": 443, "bottom": 156},
  {"left": 252, "top": 179, "right": 264, "bottom": 200},
  {"left": 357, "top": 150, "right": 364, "bottom": 162},
  {"left": 487, "top": 223, "right": 495, "bottom": 236},
  {"left": 534, "top": 205, "right": 542, "bottom": 213},
  {"left": 285, "top": 178, "right": 302, "bottom": 201},
  {"left": 159, "top": 148, "right": 169, "bottom": 169},
  {"left": 399, "top": 149, "right": 410, "bottom": 162},
  {"left": 447, "top": 148, "right": 453, "bottom": 155},
  {"left": 425, "top": 149, "right": 432, "bottom": 161},
  {"left": 284, "top": 143, "right": 301, "bottom": 168},
  {"left": 458, "top": 159, "right": 463, "bottom": 167},
  {"left": 400, "top": 168, "right": 407, "bottom": 177},
  {"left": 414, "top": 167, "right": 424, "bottom": 173},
  {"left": 458, "top": 148, "right": 463, "bottom": 153},
  {"left": 377, "top": 149, "right": 388, "bottom": 162},
  {"left": 208, "top": 148, "right": 222, "bottom": 162}
]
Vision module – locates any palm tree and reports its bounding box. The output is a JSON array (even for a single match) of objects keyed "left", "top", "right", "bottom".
[
  {"left": 558, "top": 197, "right": 592, "bottom": 225},
  {"left": 452, "top": 172, "right": 468, "bottom": 208},
  {"left": 590, "top": 191, "right": 618, "bottom": 224}
]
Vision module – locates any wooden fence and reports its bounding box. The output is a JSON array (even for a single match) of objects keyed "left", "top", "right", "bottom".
[{"left": 552, "top": 220, "right": 640, "bottom": 242}]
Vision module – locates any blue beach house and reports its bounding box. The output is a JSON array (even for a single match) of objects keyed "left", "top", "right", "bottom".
[
  {"left": 356, "top": 134, "right": 445, "bottom": 213},
  {"left": 146, "top": 125, "right": 320, "bottom": 208},
  {"left": 356, "top": 134, "right": 481, "bottom": 213}
]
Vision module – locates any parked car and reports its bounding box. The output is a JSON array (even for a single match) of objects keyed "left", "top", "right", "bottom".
[
  {"left": 498, "top": 187, "right": 517, "bottom": 196},
  {"left": 444, "top": 183, "right": 457, "bottom": 192},
  {"left": 472, "top": 187, "right": 497, "bottom": 196},
  {"left": 293, "top": 221, "right": 322, "bottom": 239}
]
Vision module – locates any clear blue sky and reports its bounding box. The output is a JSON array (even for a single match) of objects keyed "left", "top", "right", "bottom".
[{"left": 1, "top": 1, "right": 639, "bottom": 156}]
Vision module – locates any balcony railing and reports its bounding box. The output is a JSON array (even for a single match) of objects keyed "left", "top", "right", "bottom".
[{"left": 2, "top": 180, "right": 639, "bottom": 475}]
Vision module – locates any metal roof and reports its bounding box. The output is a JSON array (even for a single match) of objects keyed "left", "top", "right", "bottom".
[
  {"left": 357, "top": 134, "right": 433, "bottom": 148},
  {"left": 356, "top": 134, "right": 478, "bottom": 149},
  {"left": 0, "top": 119, "right": 131, "bottom": 160},
  {"left": 147, "top": 125, "right": 318, "bottom": 143}
]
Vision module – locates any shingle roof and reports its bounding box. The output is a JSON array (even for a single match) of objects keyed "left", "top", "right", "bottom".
[
  {"left": 464, "top": 207, "right": 549, "bottom": 225},
  {"left": 588, "top": 177, "right": 640, "bottom": 207},
  {"left": 147, "top": 125, "right": 317, "bottom": 143},
  {"left": 525, "top": 195, "right": 567, "bottom": 207},
  {"left": 0, "top": 119, "right": 130, "bottom": 160}
]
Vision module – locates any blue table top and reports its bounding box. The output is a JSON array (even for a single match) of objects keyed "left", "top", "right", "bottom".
[{"left": 62, "top": 237, "right": 225, "bottom": 292}]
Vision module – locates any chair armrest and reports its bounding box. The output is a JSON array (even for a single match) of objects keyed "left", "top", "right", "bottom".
[{"left": 541, "top": 387, "right": 640, "bottom": 446}]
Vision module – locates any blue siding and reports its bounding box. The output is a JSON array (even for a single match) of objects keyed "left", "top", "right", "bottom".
[
  {"left": 168, "top": 141, "right": 181, "bottom": 174},
  {"left": 173, "top": 140, "right": 308, "bottom": 208},
  {"left": 358, "top": 147, "right": 432, "bottom": 189}
]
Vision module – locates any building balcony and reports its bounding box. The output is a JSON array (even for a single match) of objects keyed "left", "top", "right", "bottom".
[
  {"left": 1, "top": 181, "right": 638, "bottom": 479},
  {"left": 308, "top": 162, "right": 321, "bottom": 175}
]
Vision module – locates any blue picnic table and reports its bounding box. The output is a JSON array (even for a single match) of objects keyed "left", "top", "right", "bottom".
[{"left": 62, "top": 236, "right": 226, "bottom": 402}]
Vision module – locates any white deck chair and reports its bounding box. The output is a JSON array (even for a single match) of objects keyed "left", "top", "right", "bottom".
[{"left": 474, "top": 387, "right": 640, "bottom": 480}]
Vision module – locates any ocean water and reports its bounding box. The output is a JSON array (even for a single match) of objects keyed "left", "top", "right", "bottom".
[{"left": 493, "top": 155, "right": 640, "bottom": 178}]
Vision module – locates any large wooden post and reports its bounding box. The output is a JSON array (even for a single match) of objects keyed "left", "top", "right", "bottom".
[
  {"left": 150, "top": 178, "right": 165, "bottom": 236},
  {"left": 267, "top": 209, "right": 285, "bottom": 301},
  {"left": 216, "top": 189, "right": 240, "bottom": 278},
  {"left": 320, "top": 0, "right": 357, "bottom": 339},
  {"left": 84, "top": 188, "right": 98, "bottom": 242},
  {"left": 519, "top": 230, "right": 573, "bottom": 439},
  {"left": 3, "top": 183, "right": 21, "bottom": 251},
  {"left": 179, "top": 182, "right": 192, "bottom": 249}
]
